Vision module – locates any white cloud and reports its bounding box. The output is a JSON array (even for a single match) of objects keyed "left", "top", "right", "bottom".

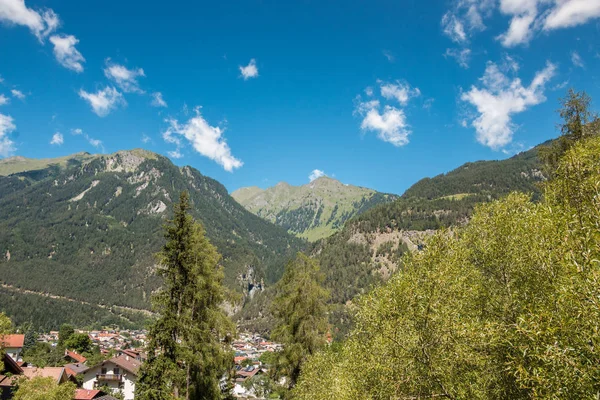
[
  {"left": 444, "top": 48, "right": 472, "bottom": 68},
  {"left": 0, "top": 94, "right": 9, "bottom": 106},
  {"left": 104, "top": 61, "right": 145, "bottom": 93},
  {"left": 309, "top": 169, "right": 326, "bottom": 182},
  {"left": 544, "top": 0, "right": 600, "bottom": 30},
  {"left": 496, "top": 0, "right": 540, "bottom": 47},
  {"left": 151, "top": 92, "right": 167, "bottom": 107},
  {"left": 0, "top": 113, "right": 16, "bottom": 157},
  {"left": 87, "top": 137, "right": 103, "bottom": 150},
  {"left": 443, "top": 0, "right": 600, "bottom": 48},
  {"left": 78, "top": 87, "right": 125, "bottom": 117},
  {"left": 441, "top": 0, "right": 495, "bottom": 43},
  {"left": 461, "top": 59, "right": 556, "bottom": 149},
  {"left": 50, "top": 132, "right": 63, "bottom": 145},
  {"left": 71, "top": 128, "right": 104, "bottom": 151},
  {"left": 359, "top": 105, "right": 411, "bottom": 147},
  {"left": 49, "top": 34, "right": 84, "bottom": 72},
  {"left": 571, "top": 51, "right": 585, "bottom": 68},
  {"left": 442, "top": 12, "right": 468, "bottom": 43},
  {"left": 0, "top": 0, "right": 60, "bottom": 41},
  {"left": 354, "top": 79, "right": 421, "bottom": 147},
  {"left": 379, "top": 80, "right": 420, "bottom": 106},
  {"left": 239, "top": 59, "right": 259, "bottom": 80},
  {"left": 11, "top": 89, "right": 24, "bottom": 99},
  {"left": 382, "top": 50, "right": 395, "bottom": 62},
  {"left": 141, "top": 134, "right": 151, "bottom": 144},
  {"left": 168, "top": 149, "right": 183, "bottom": 159},
  {"left": 163, "top": 108, "right": 243, "bottom": 172}
]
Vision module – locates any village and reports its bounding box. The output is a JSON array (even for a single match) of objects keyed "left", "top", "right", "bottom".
[{"left": 0, "top": 329, "right": 283, "bottom": 400}]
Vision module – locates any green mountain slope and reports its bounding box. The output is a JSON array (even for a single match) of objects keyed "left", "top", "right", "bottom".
[
  {"left": 238, "top": 144, "right": 548, "bottom": 336},
  {"left": 0, "top": 150, "right": 304, "bottom": 330},
  {"left": 231, "top": 177, "right": 398, "bottom": 241}
]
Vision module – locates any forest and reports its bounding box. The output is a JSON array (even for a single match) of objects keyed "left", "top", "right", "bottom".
[{"left": 292, "top": 90, "right": 600, "bottom": 399}]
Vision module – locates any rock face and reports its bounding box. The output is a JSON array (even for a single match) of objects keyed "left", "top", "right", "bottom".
[
  {"left": 232, "top": 177, "right": 398, "bottom": 241},
  {"left": 0, "top": 149, "right": 303, "bottom": 328}
]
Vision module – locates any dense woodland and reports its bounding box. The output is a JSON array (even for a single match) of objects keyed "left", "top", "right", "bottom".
[
  {"left": 293, "top": 89, "right": 600, "bottom": 399},
  {"left": 0, "top": 151, "right": 303, "bottom": 330}
]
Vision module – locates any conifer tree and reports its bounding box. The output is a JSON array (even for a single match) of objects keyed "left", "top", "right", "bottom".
[
  {"left": 136, "top": 192, "right": 234, "bottom": 400},
  {"left": 271, "top": 253, "right": 329, "bottom": 390}
]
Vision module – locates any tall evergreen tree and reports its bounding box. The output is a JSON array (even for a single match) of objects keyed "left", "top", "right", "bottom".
[
  {"left": 136, "top": 192, "right": 234, "bottom": 400},
  {"left": 271, "top": 253, "right": 329, "bottom": 390},
  {"left": 541, "top": 88, "right": 599, "bottom": 171}
]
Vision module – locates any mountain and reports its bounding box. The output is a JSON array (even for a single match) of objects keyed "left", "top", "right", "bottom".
[
  {"left": 0, "top": 149, "right": 304, "bottom": 330},
  {"left": 231, "top": 177, "right": 398, "bottom": 241},
  {"left": 237, "top": 144, "right": 548, "bottom": 336}
]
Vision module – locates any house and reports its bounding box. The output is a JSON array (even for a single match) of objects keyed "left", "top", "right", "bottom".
[
  {"left": 73, "top": 389, "right": 121, "bottom": 400},
  {"left": 65, "top": 349, "right": 88, "bottom": 364},
  {"left": 73, "top": 389, "right": 102, "bottom": 400},
  {"left": 81, "top": 354, "right": 140, "bottom": 400},
  {"left": 65, "top": 362, "right": 89, "bottom": 379},
  {"left": 22, "top": 366, "right": 70, "bottom": 384},
  {"left": 0, "top": 334, "right": 24, "bottom": 362},
  {"left": 0, "top": 353, "right": 22, "bottom": 400}
]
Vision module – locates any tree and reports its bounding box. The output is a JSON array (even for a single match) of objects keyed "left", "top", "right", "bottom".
[
  {"left": 64, "top": 333, "right": 92, "bottom": 354},
  {"left": 21, "top": 323, "right": 37, "bottom": 352},
  {"left": 13, "top": 376, "right": 75, "bottom": 400},
  {"left": 294, "top": 133, "right": 600, "bottom": 399},
  {"left": 541, "top": 88, "right": 599, "bottom": 171},
  {"left": 271, "top": 253, "right": 329, "bottom": 390},
  {"left": 22, "top": 342, "right": 65, "bottom": 368},
  {"left": 136, "top": 191, "right": 234, "bottom": 400},
  {"left": 0, "top": 312, "right": 11, "bottom": 336},
  {"left": 0, "top": 313, "right": 12, "bottom": 374},
  {"left": 57, "top": 324, "right": 74, "bottom": 347}
]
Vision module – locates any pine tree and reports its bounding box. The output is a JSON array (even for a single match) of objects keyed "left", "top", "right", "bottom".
[
  {"left": 541, "top": 88, "right": 599, "bottom": 172},
  {"left": 136, "top": 192, "right": 234, "bottom": 400},
  {"left": 271, "top": 253, "right": 329, "bottom": 390}
]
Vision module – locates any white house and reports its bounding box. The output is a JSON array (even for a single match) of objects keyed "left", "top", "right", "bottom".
[
  {"left": 82, "top": 354, "right": 140, "bottom": 400},
  {"left": 0, "top": 334, "right": 24, "bottom": 362}
]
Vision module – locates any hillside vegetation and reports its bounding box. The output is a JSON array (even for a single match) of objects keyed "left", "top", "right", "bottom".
[
  {"left": 232, "top": 177, "right": 397, "bottom": 241},
  {"left": 0, "top": 150, "right": 304, "bottom": 330},
  {"left": 294, "top": 131, "right": 600, "bottom": 400}
]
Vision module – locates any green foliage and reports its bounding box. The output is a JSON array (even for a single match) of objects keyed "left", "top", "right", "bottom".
[
  {"left": 540, "top": 89, "right": 600, "bottom": 172},
  {"left": 259, "top": 350, "right": 278, "bottom": 366},
  {"left": 22, "top": 342, "right": 65, "bottom": 368},
  {"left": 293, "top": 134, "right": 600, "bottom": 399},
  {"left": 271, "top": 253, "right": 329, "bottom": 389},
  {"left": 57, "top": 324, "right": 74, "bottom": 346},
  {"left": 13, "top": 376, "right": 76, "bottom": 400},
  {"left": 64, "top": 332, "right": 92, "bottom": 354},
  {"left": 0, "top": 312, "right": 11, "bottom": 335},
  {"left": 0, "top": 150, "right": 304, "bottom": 330},
  {"left": 233, "top": 177, "right": 398, "bottom": 241},
  {"left": 20, "top": 323, "right": 37, "bottom": 352},
  {"left": 136, "top": 192, "right": 235, "bottom": 400}
]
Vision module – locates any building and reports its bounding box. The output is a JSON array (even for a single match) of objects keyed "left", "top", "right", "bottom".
[
  {"left": 21, "top": 366, "right": 70, "bottom": 384},
  {"left": 82, "top": 354, "right": 140, "bottom": 400},
  {"left": 65, "top": 349, "right": 88, "bottom": 364},
  {"left": 0, "top": 334, "right": 24, "bottom": 362},
  {"left": 0, "top": 353, "right": 22, "bottom": 400}
]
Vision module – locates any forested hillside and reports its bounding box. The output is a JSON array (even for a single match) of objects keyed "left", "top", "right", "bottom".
[
  {"left": 0, "top": 150, "right": 304, "bottom": 330},
  {"left": 237, "top": 144, "right": 548, "bottom": 336},
  {"left": 232, "top": 177, "right": 398, "bottom": 241},
  {"left": 294, "top": 127, "right": 600, "bottom": 400}
]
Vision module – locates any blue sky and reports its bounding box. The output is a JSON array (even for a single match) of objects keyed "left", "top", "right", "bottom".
[{"left": 0, "top": 0, "right": 599, "bottom": 195}]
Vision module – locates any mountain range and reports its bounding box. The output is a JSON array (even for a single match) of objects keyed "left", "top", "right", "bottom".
[
  {"left": 232, "top": 177, "right": 398, "bottom": 241},
  {"left": 0, "top": 149, "right": 303, "bottom": 330},
  {"left": 0, "top": 143, "right": 548, "bottom": 332}
]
